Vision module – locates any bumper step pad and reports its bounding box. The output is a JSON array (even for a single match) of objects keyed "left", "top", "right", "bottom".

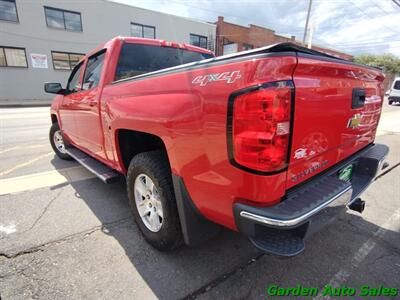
[{"left": 250, "top": 228, "right": 305, "bottom": 257}]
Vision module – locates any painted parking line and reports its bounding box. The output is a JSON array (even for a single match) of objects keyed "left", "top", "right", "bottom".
[
  {"left": 313, "top": 208, "right": 400, "bottom": 300},
  {"left": 0, "top": 152, "right": 53, "bottom": 177},
  {"left": 0, "top": 146, "right": 20, "bottom": 155},
  {"left": 0, "top": 144, "right": 48, "bottom": 155},
  {"left": 0, "top": 223, "right": 16, "bottom": 235},
  {"left": 0, "top": 166, "right": 96, "bottom": 195}
]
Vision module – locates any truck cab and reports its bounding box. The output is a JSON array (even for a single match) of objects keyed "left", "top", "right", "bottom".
[{"left": 46, "top": 37, "right": 213, "bottom": 163}]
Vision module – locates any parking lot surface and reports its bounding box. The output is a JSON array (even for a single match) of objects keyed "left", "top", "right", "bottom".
[{"left": 0, "top": 104, "right": 399, "bottom": 299}]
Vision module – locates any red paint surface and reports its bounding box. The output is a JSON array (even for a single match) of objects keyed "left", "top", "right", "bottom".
[
  {"left": 287, "top": 57, "right": 384, "bottom": 189},
  {"left": 51, "top": 37, "right": 384, "bottom": 231}
]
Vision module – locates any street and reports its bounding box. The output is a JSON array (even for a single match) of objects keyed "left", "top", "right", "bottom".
[{"left": 0, "top": 104, "right": 399, "bottom": 300}]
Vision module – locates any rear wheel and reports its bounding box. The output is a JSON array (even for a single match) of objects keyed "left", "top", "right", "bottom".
[
  {"left": 127, "top": 150, "right": 182, "bottom": 251},
  {"left": 388, "top": 100, "right": 393, "bottom": 105},
  {"left": 49, "top": 122, "right": 71, "bottom": 160}
]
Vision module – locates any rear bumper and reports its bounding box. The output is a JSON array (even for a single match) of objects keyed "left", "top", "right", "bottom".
[{"left": 233, "top": 143, "right": 389, "bottom": 256}]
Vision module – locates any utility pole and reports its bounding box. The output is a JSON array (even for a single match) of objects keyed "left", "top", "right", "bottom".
[
  {"left": 307, "top": 22, "right": 314, "bottom": 49},
  {"left": 302, "top": 0, "right": 313, "bottom": 45}
]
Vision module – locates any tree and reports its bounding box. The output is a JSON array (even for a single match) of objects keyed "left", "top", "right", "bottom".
[{"left": 354, "top": 54, "right": 400, "bottom": 75}]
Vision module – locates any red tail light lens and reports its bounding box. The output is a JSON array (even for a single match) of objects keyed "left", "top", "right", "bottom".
[{"left": 228, "top": 81, "right": 293, "bottom": 173}]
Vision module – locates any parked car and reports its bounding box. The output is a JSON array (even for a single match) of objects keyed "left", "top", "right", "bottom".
[
  {"left": 387, "top": 77, "right": 400, "bottom": 105},
  {"left": 45, "top": 37, "right": 389, "bottom": 256}
]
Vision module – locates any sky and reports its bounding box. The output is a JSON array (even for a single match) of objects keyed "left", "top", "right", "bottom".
[{"left": 114, "top": 0, "right": 400, "bottom": 56}]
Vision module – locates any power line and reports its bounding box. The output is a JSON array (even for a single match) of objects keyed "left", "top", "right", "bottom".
[
  {"left": 350, "top": 0, "right": 400, "bottom": 34},
  {"left": 329, "top": 39, "right": 398, "bottom": 47},
  {"left": 392, "top": 0, "right": 400, "bottom": 8},
  {"left": 169, "top": 0, "right": 309, "bottom": 38},
  {"left": 318, "top": 37, "right": 395, "bottom": 46},
  {"left": 168, "top": 0, "right": 398, "bottom": 52},
  {"left": 370, "top": 0, "right": 396, "bottom": 15}
]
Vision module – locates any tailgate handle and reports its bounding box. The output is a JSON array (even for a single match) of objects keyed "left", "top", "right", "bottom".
[{"left": 352, "top": 88, "right": 366, "bottom": 109}]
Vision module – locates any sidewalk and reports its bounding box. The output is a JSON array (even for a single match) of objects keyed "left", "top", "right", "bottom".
[{"left": 377, "top": 110, "right": 400, "bottom": 136}]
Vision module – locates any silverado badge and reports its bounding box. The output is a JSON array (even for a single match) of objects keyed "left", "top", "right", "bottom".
[{"left": 347, "top": 113, "right": 362, "bottom": 129}]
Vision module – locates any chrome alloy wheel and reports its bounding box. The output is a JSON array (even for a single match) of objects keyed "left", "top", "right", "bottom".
[
  {"left": 134, "top": 174, "right": 163, "bottom": 232},
  {"left": 53, "top": 130, "right": 66, "bottom": 154}
]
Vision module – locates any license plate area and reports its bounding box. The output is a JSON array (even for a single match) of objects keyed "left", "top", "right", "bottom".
[{"left": 338, "top": 164, "right": 353, "bottom": 182}]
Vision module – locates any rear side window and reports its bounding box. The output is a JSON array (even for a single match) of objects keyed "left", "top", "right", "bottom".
[
  {"left": 394, "top": 81, "right": 400, "bottom": 90},
  {"left": 83, "top": 50, "right": 105, "bottom": 90},
  {"left": 114, "top": 43, "right": 213, "bottom": 81}
]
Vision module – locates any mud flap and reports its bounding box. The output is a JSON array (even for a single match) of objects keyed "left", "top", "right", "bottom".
[{"left": 172, "top": 174, "right": 220, "bottom": 246}]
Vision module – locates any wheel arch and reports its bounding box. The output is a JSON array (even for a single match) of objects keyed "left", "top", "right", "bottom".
[
  {"left": 116, "top": 128, "right": 220, "bottom": 246},
  {"left": 116, "top": 128, "right": 171, "bottom": 174}
]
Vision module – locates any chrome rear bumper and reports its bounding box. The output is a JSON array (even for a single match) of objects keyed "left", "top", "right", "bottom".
[{"left": 233, "top": 143, "right": 389, "bottom": 256}]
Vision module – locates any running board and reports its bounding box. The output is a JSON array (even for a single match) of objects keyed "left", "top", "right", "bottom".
[{"left": 65, "top": 146, "right": 120, "bottom": 183}]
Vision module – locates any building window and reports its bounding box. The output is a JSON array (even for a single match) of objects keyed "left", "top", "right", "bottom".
[
  {"left": 130, "top": 23, "right": 155, "bottom": 39},
  {"left": 243, "top": 43, "right": 254, "bottom": 51},
  {"left": 0, "top": 46, "right": 27, "bottom": 67},
  {"left": 0, "top": 0, "right": 18, "bottom": 22},
  {"left": 190, "top": 34, "right": 208, "bottom": 49},
  {"left": 44, "top": 6, "right": 82, "bottom": 31},
  {"left": 222, "top": 42, "right": 238, "bottom": 55},
  {"left": 51, "top": 51, "right": 85, "bottom": 70}
]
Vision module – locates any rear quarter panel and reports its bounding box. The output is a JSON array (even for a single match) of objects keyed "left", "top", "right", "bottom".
[{"left": 102, "top": 55, "right": 297, "bottom": 229}]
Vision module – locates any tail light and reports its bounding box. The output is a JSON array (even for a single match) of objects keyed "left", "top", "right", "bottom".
[{"left": 227, "top": 81, "right": 293, "bottom": 173}]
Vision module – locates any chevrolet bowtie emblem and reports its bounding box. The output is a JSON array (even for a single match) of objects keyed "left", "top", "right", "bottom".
[{"left": 347, "top": 113, "right": 362, "bottom": 129}]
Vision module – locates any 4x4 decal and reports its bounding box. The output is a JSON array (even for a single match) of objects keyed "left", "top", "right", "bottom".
[{"left": 192, "top": 71, "right": 242, "bottom": 86}]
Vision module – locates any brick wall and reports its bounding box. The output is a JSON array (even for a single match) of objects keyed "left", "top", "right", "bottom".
[{"left": 215, "top": 16, "right": 352, "bottom": 60}]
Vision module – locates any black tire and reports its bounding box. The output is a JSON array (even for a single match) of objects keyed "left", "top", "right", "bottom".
[
  {"left": 388, "top": 100, "right": 393, "bottom": 105},
  {"left": 127, "top": 150, "right": 182, "bottom": 251},
  {"left": 49, "top": 122, "right": 72, "bottom": 160}
]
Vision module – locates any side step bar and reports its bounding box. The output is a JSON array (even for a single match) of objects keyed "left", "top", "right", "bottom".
[{"left": 65, "top": 146, "right": 120, "bottom": 183}]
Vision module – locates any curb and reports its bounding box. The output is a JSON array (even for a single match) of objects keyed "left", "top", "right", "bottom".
[{"left": 0, "top": 101, "right": 52, "bottom": 108}]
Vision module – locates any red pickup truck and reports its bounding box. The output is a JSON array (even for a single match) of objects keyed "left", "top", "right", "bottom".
[{"left": 45, "top": 36, "right": 388, "bottom": 256}]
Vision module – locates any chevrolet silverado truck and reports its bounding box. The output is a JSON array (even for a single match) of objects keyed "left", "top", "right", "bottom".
[{"left": 45, "top": 36, "right": 389, "bottom": 256}]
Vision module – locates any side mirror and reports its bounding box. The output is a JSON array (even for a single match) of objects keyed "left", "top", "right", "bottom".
[{"left": 44, "top": 82, "right": 65, "bottom": 94}]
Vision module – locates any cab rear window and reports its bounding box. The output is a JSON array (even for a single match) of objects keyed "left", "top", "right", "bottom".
[
  {"left": 115, "top": 43, "right": 213, "bottom": 81},
  {"left": 394, "top": 81, "right": 400, "bottom": 90}
]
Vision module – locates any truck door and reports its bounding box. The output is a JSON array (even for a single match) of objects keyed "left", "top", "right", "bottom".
[
  {"left": 59, "top": 61, "right": 84, "bottom": 143},
  {"left": 73, "top": 50, "right": 106, "bottom": 160}
]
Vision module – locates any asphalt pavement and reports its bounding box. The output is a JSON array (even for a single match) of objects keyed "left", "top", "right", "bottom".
[{"left": 0, "top": 103, "right": 399, "bottom": 300}]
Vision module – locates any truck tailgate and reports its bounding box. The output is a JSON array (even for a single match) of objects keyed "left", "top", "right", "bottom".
[{"left": 286, "top": 55, "right": 385, "bottom": 189}]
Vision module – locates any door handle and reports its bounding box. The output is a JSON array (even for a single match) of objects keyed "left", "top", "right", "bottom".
[
  {"left": 81, "top": 99, "right": 96, "bottom": 106},
  {"left": 352, "top": 88, "right": 365, "bottom": 109}
]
